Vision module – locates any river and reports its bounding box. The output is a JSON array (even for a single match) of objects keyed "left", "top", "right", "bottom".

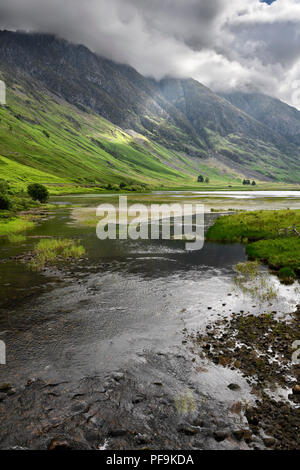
[{"left": 0, "top": 191, "right": 299, "bottom": 450}]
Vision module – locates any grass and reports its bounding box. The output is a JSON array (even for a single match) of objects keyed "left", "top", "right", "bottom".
[
  {"left": 246, "top": 238, "right": 300, "bottom": 273},
  {"left": 206, "top": 209, "right": 300, "bottom": 280},
  {"left": 206, "top": 209, "right": 300, "bottom": 243},
  {"left": 28, "top": 238, "right": 85, "bottom": 271},
  {"left": 0, "top": 83, "right": 236, "bottom": 193},
  {"left": 0, "top": 216, "right": 35, "bottom": 237},
  {"left": 233, "top": 260, "right": 278, "bottom": 304},
  {"left": 7, "top": 233, "right": 26, "bottom": 243}
]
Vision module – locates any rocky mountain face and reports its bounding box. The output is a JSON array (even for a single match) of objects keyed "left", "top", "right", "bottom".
[
  {"left": 221, "top": 90, "right": 300, "bottom": 146},
  {"left": 0, "top": 30, "right": 300, "bottom": 182}
]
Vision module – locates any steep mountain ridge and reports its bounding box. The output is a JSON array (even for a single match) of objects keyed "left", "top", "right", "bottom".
[
  {"left": 0, "top": 30, "right": 300, "bottom": 184},
  {"left": 220, "top": 90, "right": 300, "bottom": 146}
]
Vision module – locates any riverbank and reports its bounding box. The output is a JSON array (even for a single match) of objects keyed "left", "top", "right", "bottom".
[
  {"left": 0, "top": 207, "right": 55, "bottom": 240},
  {"left": 187, "top": 305, "right": 300, "bottom": 450},
  {"left": 206, "top": 209, "right": 300, "bottom": 281}
]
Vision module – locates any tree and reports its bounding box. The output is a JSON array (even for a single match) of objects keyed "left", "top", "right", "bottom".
[
  {"left": 0, "top": 193, "right": 11, "bottom": 210},
  {"left": 27, "top": 183, "right": 49, "bottom": 203},
  {"left": 198, "top": 175, "right": 204, "bottom": 183},
  {"left": 205, "top": 177, "right": 210, "bottom": 183},
  {"left": 242, "top": 179, "right": 251, "bottom": 185},
  {"left": 252, "top": 180, "right": 256, "bottom": 186},
  {"left": 0, "top": 179, "right": 9, "bottom": 194}
]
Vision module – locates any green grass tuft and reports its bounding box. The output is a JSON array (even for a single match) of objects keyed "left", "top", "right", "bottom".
[
  {"left": 28, "top": 238, "right": 85, "bottom": 271},
  {"left": 0, "top": 217, "right": 35, "bottom": 237}
]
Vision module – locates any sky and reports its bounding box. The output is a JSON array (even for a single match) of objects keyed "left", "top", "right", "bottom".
[{"left": 0, "top": 0, "right": 300, "bottom": 107}]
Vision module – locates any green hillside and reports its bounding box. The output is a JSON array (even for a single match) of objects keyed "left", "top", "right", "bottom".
[
  {"left": 0, "top": 82, "right": 239, "bottom": 192},
  {"left": 0, "top": 31, "right": 300, "bottom": 189}
]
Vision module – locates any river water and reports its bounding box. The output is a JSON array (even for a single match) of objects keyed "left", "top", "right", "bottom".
[{"left": 0, "top": 191, "right": 299, "bottom": 449}]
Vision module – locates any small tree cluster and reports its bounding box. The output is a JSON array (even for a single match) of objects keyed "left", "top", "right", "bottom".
[
  {"left": 243, "top": 179, "right": 256, "bottom": 186},
  {"left": 0, "top": 179, "right": 11, "bottom": 210},
  {"left": 198, "top": 175, "right": 210, "bottom": 183},
  {"left": 27, "top": 183, "right": 49, "bottom": 203}
]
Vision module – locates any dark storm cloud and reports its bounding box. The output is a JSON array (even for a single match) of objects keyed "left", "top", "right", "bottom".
[{"left": 0, "top": 0, "right": 300, "bottom": 107}]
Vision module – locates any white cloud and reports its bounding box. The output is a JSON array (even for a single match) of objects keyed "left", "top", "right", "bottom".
[{"left": 0, "top": 0, "right": 300, "bottom": 107}]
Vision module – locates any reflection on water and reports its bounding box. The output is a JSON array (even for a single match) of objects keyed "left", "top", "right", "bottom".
[{"left": 0, "top": 192, "right": 299, "bottom": 386}]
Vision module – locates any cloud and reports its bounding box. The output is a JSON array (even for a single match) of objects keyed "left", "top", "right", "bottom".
[{"left": 0, "top": 0, "right": 300, "bottom": 107}]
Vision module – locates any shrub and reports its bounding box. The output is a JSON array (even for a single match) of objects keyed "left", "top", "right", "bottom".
[
  {"left": 0, "top": 193, "right": 11, "bottom": 210},
  {"left": 27, "top": 183, "right": 49, "bottom": 203},
  {"left": 0, "top": 180, "right": 9, "bottom": 194}
]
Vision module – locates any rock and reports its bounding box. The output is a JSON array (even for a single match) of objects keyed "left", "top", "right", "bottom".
[
  {"left": 0, "top": 393, "right": 7, "bottom": 402},
  {"left": 245, "top": 410, "right": 259, "bottom": 426},
  {"left": 48, "top": 437, "right": 72, "bottom": 451},
  {"left": 112, "top": 372, "right": 124, "bottom": 382},
  {"left": 292, "top": 384, "right": 300, "bottom": 395},
  {"left": 0, "top": 383, "right": 12, "bottom": 392},
  {"left": 109, "top": 429, "right": 128, "bottom": 437},
  {"left": 213, "top": 431, "right": 229, "bottom": 442},
  {"left": 263, "top": 437, "right": 276, "bottom": 448},
  {"left": 227, "top": 383, "right": 241, "bottom": 391},
  {"left": 243, "top": 430, "right": 253, "bottom": 443},
  {"left": 134, "top": 434, "right": 151, "bottom": 445},
  {"left": 232, "top": 429, "right": 244, "bottom": 441},
  {"left": 132, "top": 393, "right": 146, "bottom": 404},
  {"left": 177, "top": 425, "right": 199, "bottom": 436}
]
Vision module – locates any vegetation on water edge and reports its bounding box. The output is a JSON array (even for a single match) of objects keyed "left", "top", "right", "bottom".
[
  {"left": 246, "top": 238, "right": 300, "bottom": 276},
  {"left": 0, "top": 217, "right": 35, "bottom": 237},
  {"left": 206, "top": 209, "right": 300, "bottom": 243},
  {"left": 206, "top": 210, "right": 300, "bottom": 280},
  {"left": 233, "top": 260, "right": 278, "bottom": 304},
  {"left": 7, "top": 233, "right": 27, "bottom": 243},
  {"left": 28, "top": 238, "right": 85, "bottom": 271}
]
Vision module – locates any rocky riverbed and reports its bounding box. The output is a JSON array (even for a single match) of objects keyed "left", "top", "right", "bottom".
[
  {"left": 0, "top": 358, "right": 265, "bottom": 450},
  {"left": 187, "top": 305, "right": 300, "bottom": 450}
]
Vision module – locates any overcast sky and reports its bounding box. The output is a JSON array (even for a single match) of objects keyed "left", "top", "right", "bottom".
[{"left": 0, "top": 0, "right": 300, "bottom": 107}]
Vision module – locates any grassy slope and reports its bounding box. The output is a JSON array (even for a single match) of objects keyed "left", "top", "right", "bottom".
[
  {"left": 0, "top": 82, "right": 241, "bottom": 193},
  {"left": 208, "top": 130, "right": 300, "bottom": 182}
]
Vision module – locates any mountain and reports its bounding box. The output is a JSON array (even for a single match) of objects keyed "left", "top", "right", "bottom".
[
  {"left": 0, "top": 30, "right": 300, "bottom": 186},
  {"left": 221, "top": 90, "right": 300, "bottom": 146}
]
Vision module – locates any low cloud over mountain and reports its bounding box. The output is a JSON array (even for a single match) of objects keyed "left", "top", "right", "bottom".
[{"left": 0, "top": 0, "right": 300, "bottom": 107}]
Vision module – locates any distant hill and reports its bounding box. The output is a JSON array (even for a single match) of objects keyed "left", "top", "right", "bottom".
[{"left": 0, "top": 30, "right": 300, "bottom": 186}]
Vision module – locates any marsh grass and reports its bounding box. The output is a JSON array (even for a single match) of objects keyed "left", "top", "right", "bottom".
[
  {"left": 0, "top": 217, "right": 35, "bottom": 237},
  {"left": 246, "top": 238, "right": 300, "bottom": 272},
  {"left": 206, "top": 209, "right": 300, "bottom": 243},
  {"left": 233, "top": 260, "right": 278, "bottom": 305},
  {"left": 8, "top": 233, "right": 26, "bottom": 243},
  {"left": 207, "top": 210, "right": 300, "bottom": 280},
  {"left": 29, "top": 238, "right": 85, "bottom": 271}
]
